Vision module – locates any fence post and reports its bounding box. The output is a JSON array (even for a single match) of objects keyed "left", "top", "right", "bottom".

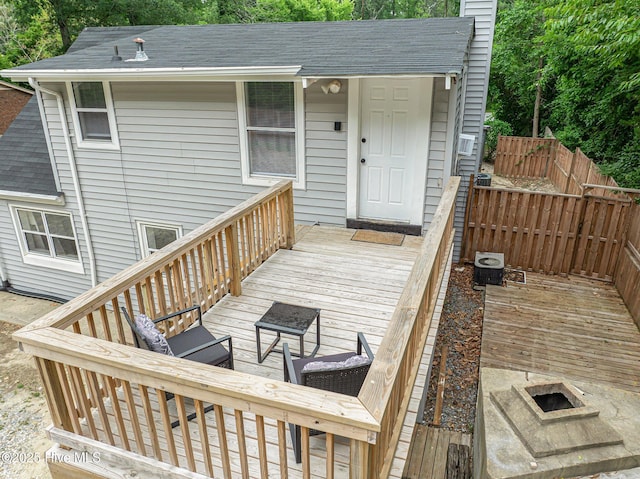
[
  {"left": 542, "top": 139, "right": 556, "bottom": 178},
  {"left": 565, "top": 148, "right": 577, "bottom": 194}
]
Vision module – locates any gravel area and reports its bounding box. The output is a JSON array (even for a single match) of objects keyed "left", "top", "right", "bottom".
[
  {"left": 0, "top": 321, "right": 51, "bottom": 479},
  {"left": 422, "top": 264, "right": 484, "bottom": 432}
]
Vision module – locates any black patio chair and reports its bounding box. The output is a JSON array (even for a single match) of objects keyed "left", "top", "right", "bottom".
[
  {"left": 283, "top": 332, "right": 374, "bottom": 463},
  {"left": 121, "top": 304, "right": 234, "bottom": 427}
]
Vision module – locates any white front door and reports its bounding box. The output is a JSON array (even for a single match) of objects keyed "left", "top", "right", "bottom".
[{"left": 358, "top": 78, "right": 429, "bottom": 224}]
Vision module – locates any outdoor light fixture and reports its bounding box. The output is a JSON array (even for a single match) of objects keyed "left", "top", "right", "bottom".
[{"left": 321, "top": 80, "right": 342, "bottom": 94}]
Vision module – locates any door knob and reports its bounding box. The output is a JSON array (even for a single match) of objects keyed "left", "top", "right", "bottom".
[{"left": 360, "top": 158, "right": 366, "bottom": 164}]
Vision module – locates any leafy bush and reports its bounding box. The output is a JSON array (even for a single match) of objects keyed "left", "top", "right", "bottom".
[
  {"left": 597, "top": 138, "right": 640, "bottom": 190},
  {"left": 483, "top": 118, "right": 513, "bottom": 162}
]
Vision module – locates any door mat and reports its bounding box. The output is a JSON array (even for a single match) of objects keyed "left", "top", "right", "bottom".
[{"left": 351, "top": 230, "right": 405, "bottom": 246}]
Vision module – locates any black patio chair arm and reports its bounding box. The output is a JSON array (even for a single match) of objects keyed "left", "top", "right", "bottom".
[
  {"left": 283, "top": 343, "right": 299, "bottom": 385},
  {"left": 357, "top": 332, "right": 374, "bottom": 359},
  {"left": 153, "top": 305, "right": 203, "bottom": 327},
  {"left": 176, "top": 334, "right": 233, "bottom": 359}
]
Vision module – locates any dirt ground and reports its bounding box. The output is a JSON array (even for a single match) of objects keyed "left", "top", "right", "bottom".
[
  {"left": 0, "top": 321, "right": 51, "bottom": 479},
  {"left": 480, "top": 162, "right": 559, "bottom": 193}
]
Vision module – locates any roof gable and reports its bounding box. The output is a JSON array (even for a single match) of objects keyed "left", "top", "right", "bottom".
[{"left": 4, "top": 18, "right": 474, "bottom": 79}]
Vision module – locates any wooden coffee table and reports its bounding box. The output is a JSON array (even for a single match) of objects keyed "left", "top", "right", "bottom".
[{"left": 255, "top": 301, "right": 321, "bottom": 363}]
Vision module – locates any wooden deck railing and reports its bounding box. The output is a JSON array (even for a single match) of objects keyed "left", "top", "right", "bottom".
[
  {"left": 13, "top": 177, "right": 460, "bottom": 479},
  {"left": 360, "top": 177, "right": 459, "bottom": 479}
]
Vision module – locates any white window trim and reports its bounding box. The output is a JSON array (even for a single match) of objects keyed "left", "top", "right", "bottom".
[
  {"left": 236, "top": 81, "right": 306, "bottom": 190},
  {"left": 136, "top": 220, "right": 183, "bottom": 258},
  {"left": 10, "top": 205, "right": 85, "bottom": 275},
  {"left": 67, "top": 81, "right": 120, "bottom": 150}
]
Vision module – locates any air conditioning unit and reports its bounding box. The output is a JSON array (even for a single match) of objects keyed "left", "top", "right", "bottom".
[
  {"left": 474, "top": 252, "right": 504, "bottom": 286},
  {"left": 458, "top": 134, "right": 476, "bottom": 156},
  {"left": 476, "top": 173, "right": 492, "bottom": 186}
]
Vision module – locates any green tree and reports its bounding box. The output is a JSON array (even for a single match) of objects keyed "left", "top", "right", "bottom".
[
  {"left": 489, "top": 0, "right": 640, "bottom": 188},
  {"left": 249, "top": 0, "right": 354, "bottom": 22},
  {"left": 543, "top": 0, "right": 640, "bottom": 182},
  {"left": 0, "top": 1, "right": 60, "bottom": 70},
  {"left": 488, "top": 0, "right": 552, "bottom": 137},
  {"left": 13, "top": 0, "right": 210, "bottom": 52}
]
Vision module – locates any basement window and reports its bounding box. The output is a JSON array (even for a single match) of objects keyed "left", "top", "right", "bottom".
[
  {"left": 137, "top": 221, "right": 182, "bottom": 257},
  {"left": 68, "top": 81, "right": 120, "bottom": 149},
  {"left": 237, "top": 81, "right": 306, "bottom": 189}
]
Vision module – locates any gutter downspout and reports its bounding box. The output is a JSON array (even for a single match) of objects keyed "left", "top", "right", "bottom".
[
  {"left": 28, "top": 78, "right": 97, "bottom": 288},
  {"left": 0, "top": 255, "right": 7, "bottom": 285}
]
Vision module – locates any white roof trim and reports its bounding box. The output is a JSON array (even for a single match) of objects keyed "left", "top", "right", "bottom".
[
  {"left": 0, "top": 190, "right": 65, "bottom": 205},
  {"left": 2, "top": 65, "right": 302, "bottom": 81},
  {"left": 0, "top": 80, "right": 34, "bottom": 94}
]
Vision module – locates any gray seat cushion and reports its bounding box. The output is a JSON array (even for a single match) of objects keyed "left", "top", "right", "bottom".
[{"left": 167, "top": 325, "right": 230, "bottom": 367}]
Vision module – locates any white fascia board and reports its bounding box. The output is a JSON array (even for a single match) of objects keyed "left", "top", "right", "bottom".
[
  {"left": 1, "top": 65, "right": 302, "bottom": 81},
  {"left": 299, "top": 72, "right": 462, "bottom": 80},
  {"left": 0, "top": 190, "right": 65, "bottom": 205}
]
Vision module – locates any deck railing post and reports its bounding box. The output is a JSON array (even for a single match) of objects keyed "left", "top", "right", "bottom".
[
  {"left": 35, "top": 357, "right": 74, "bottom": 432},
  {"left": 225, "top": 222, "right": 242, "bottom": 296},
  {"left": 350, "top": 440, "right": 370, "bottom": 479},
  {"left": 283, "top": 184, "right": 295, "bottom": 249}
]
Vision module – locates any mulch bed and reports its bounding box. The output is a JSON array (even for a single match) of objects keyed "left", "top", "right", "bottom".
[{"left": 422, "top": 264, "right": 484, "bottom": 433}]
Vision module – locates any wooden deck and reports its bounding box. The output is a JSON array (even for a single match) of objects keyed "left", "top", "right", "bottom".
[
  {"left": 67, "top": 225, "right": 451, "bottom": 479},
  {"left": 403, "top": 426, "right": 472, "bottom": 479},
  {"left": 481, "top": 273, "right": 640, "bottom": 393},
  {"left": 206, "top": 225, "right": 424, "bottom": 381}
]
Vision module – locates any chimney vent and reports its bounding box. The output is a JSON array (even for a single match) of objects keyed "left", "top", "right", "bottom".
[{"left": 125, "top": 37, "right": 148, "bottom": 62}]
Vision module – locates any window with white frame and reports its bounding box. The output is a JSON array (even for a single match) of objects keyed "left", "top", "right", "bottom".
[
  {"left": 11, "top": 207, "right": 83, "bottom": 273},
  {"left": 68, "top": 81, "right": 119, "bottom": 149},
  {"left": 137, "top": 222, "right": 182, "bottom": 257},
  {"left": 237, "top": 81, "right": 305, "bottom": 188}
]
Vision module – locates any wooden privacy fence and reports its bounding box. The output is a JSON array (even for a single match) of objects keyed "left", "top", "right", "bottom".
[
  {"left": 13, "top": 178, "right": 461, "bottom": 479},
  {"left": 494, "top": 136, "right": 625, "bottom": 198},
  {"left": 614, "top": 201, "right": 640, "bottom": 326},
  {"left": 462, "top": 183, "right": 632, "bottom": 281}
]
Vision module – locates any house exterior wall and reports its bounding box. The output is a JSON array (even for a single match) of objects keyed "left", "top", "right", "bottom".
[
  {"left": 424, "top": 77, "right": 451, "bottom": 227},
  {"left": 2, "top": 51, "right": 493, "bottom": 299},
  {"left": 3, "top": 80, "right": 348, "bottom": 298},
  {"left": 454, "top": 0, "right": 498, "bottom": 259}
]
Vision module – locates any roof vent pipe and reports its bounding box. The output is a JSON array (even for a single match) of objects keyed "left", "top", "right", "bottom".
[
  {"left": 125, "top": 38, "right": 148, "bottom": 62},
  {"left": 111, "top": 45, "right": 122, "bottom": 61}
]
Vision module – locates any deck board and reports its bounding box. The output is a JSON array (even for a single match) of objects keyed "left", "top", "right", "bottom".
[
  {"left": 82, "top": 226, "right": 450, "bottom": 478},
  {"left": 481, "top": 273, "right": 640, "bottom": 393},
  {"left": 401, "top": 426, "right": 472, "bottom": 479}
]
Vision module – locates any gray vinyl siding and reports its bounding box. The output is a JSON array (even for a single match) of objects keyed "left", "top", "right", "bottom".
[
  {"left": 455, "top": 0, "right": 497, "bottom": 259},
  {"left": 298, "top": 82, "right": 347, "bottom": 225},
  {"left": 423, "top": 78, "right": 450, "bottom": 228},
  {"left": 23, "top": 80, "right": 347, "bottom": 298}
]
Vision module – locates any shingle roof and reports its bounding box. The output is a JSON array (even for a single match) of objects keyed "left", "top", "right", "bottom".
[
  {"left": 6, "top": 18, "right": 474, "bottom": 77},
  {"left": 0, "top": 96, "right": 58, "bottom": 196}
]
